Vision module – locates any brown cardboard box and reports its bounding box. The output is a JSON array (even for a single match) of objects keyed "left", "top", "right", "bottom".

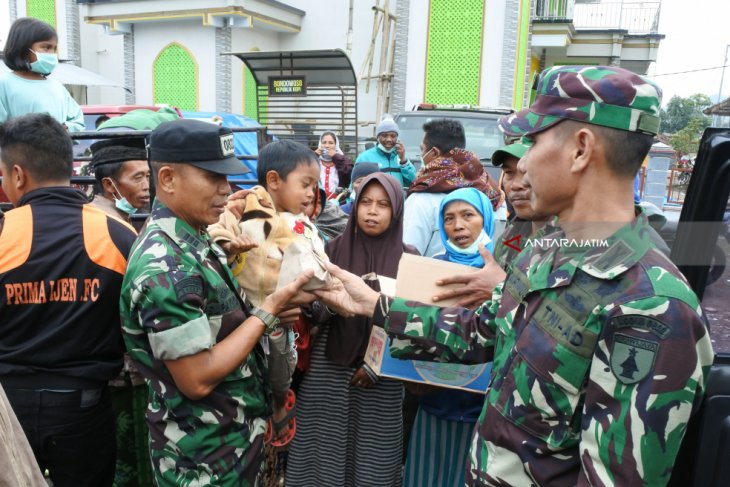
[
  {"left": 395, "top": 253, "right": 480, "bottom": 307},
  {"left": 362, "top": 254, "right": 492, "bottom": 393}
]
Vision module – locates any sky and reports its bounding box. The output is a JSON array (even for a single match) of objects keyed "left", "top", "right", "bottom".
[
  {"left": 648, "top": 0, "right": 730, "bottom": 105},
  {"left": 0, "top": 0, "right": 729, "bottom": 107}
]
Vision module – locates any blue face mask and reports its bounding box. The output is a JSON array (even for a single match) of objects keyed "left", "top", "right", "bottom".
[
  {"left": 446, "top": 229, "right": 491, "bottom": 256},
  {"left": 377, "top": 142, "right": 395, "bottom": 154},
  {"left": 106, "top": 179, "right": 138, "bottom": 215},
  {"left": 29, "top": 50, "right": 58, "bottom": 75}
]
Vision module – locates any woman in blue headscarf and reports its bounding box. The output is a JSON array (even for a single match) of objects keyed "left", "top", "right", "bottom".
[
  {"left": 437, "top": 187, "right": 495, "bottom": 264},
  {"left": 403, "top": 187, "right": 495, "bottom": 487}
]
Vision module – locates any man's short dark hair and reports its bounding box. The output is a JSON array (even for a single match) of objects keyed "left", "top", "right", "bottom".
[
  {"left": 0, "top": 114, "right": 73, "bottom": 182},
  {"left": 257, "top": 139, "right": 318, "bottom": 187},
  {"left": 554, "top": 120, "right": 653, "bottom": 178},
  {"left": 92, "top": 162, "right": 125, "bottom": 196},
  {"left": 423, "top": 119, "right": 466, "bottom": 154},
  {"left": 2, "top": 18, "right": 57, "bottom": 71}
]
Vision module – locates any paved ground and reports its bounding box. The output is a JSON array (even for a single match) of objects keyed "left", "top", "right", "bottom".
[{"left": 702, "top": 237, "right": 730, "bottom": 355}]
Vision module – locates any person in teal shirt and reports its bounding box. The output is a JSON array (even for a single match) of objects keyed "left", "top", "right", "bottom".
[
  {"left": 0, "top": 18, "right": 84, "bottom": 132},
  {"left": 355, "top": 115, "right": 416, "bottom": 188}
]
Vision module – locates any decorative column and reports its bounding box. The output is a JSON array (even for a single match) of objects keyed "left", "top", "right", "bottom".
[
  {"left": 215, "top": 27, "right": 232, "bottom": 113},
  {"left": 123, "top": 28, "right": 136, "bottom": 104},
  {"left": 499, "top": 0, "right": 520, "bottom": 107},
  {"left": 391, "top": 0, "right": 410, "bottom": 113},
  {"left": 65, "top": 0, "right": 81, "bottom": 64}
]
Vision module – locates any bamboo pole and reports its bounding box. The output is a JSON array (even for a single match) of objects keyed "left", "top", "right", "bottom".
[
  {"left": 360, "top": 0, "right": 383, "bottom": 94},
  {"left": 375, "top": 0, "right": 391, "bottom": 121}
]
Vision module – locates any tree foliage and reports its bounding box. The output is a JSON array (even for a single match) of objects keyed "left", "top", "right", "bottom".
[
  {"left": 660, "top": 94, "right": 713, "bottom": 156},
  {"left": 660, "top": 94, "right": 712, "bottom": 134},
  {"left": 670, "top": 117, "right": 705, "bottom": 158}
]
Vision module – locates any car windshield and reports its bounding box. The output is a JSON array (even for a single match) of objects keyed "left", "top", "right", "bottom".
[
  {"left": 395, "top": 113, "right": 505, "bottom": 162},
  {"left": 72, "top": 114, "right": 104, "bottom": 160}
]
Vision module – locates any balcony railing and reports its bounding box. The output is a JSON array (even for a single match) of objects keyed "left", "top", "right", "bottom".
[
  {"left": 573, "top": 1, "right": 661, "bottom": 34},
  {"left": 534, "top": 1, "right": 662, "bottom": 35},
  {"left": 535, "top": 0, "right": 574, "bottom": 21}
]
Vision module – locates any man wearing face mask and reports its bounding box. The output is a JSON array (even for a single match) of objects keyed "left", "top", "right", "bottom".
[
  {"left": 355, "top": 115, "right": 416, "bottom": 188},
  {"left": 89, "top": 136, "right": 155, "bottom": 485},
  {"left": 90, "top": 137, "right": 151, "bottom": 224}
]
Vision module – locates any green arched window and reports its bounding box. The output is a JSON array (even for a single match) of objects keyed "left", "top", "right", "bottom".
[
  {"left": 153, "top": 43, "right": 198, "bottom": 110},
  {"left": 26, "top": 0, "right": 57, "bottom": 28}
]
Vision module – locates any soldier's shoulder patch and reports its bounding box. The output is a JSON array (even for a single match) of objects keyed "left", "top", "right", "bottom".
[
  {"left": 174, "top": 275, "right": 204, "bottom": 300},
  {"left": 608, "top": 314, "right": 671, "bottom": 339},
  {"left": 609, "top": 333, "right": 659, "bottom": 384}
]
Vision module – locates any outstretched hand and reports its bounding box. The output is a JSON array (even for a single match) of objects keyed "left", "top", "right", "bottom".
[
  {"left": 220, "top": 234, "right": 258, "bottom": 256},
  {"left": 313, "top": 262, "right": 379, "bottom": 318},
  {"left": 226, "top": 189, "right": 274, "bottom": 220},
  {"left": 264, "top": 269, "right": 317, "bottom": 316},
  {"left": 432, "top": 245, "right": 506, "bottom": 309}
]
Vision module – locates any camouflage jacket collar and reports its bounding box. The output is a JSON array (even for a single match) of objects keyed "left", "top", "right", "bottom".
[
  {"left": 531, "top": 213, "right": 653, "bottom": 287},
  {"left": 578, "top": 211, "right": 653, "bottom": 279},
  {"left": 149, "top": 200, "right": 213, "bottom": 260}
]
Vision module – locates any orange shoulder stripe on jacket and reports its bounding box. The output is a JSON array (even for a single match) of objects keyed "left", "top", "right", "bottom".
[
  {"left": 82, "top": 205, "right": 128, "bottom": 275},
  {"left": 0, "top": 206, "right": 34, "bottom": 274}
]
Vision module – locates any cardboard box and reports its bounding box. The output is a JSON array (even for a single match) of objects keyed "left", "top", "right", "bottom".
[
  {"left": 395, "top": 253, "right": 481, "bottom": 307},
  {"left": 364, "top": 327, "right": 492, "bottom": 394},
  {"left": 362, "top": 254, "right": 492, "bottom": 394}
]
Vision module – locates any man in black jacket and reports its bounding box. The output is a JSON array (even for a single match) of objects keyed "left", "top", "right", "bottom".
[{"left": 0, "top": 114, "right": 137, "bottom": 486}]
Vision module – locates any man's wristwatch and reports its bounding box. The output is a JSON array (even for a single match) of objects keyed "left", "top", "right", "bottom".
[{"left": 251, "top": 307, "right": 280, "bottom": 334}]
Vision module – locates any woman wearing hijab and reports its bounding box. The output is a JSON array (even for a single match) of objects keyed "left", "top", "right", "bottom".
[
  {"left": 287, "top": 173, "right": 413, "bottom": 487},
  {"left": 315, "top": 131, "right": 353, "bottom": 199},
  {"left": 403, "top": 119, "right": 503, "bottom": 257},
  {"left": 403, "top": 187, "right": 495, "bottom": 487}
]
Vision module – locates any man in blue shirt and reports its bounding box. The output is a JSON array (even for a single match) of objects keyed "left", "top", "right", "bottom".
[{"left": 355, "top": 116, "right": 416, "bottom": 187}]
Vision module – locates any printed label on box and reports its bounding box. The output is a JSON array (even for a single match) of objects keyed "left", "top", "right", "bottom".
[{"left": 365, "top": 327, "right": 491, "bottom": 394}]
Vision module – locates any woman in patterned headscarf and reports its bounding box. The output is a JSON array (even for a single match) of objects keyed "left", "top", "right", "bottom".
[{"left": 403, "top": 119, "right": 503, "bottom": 257}]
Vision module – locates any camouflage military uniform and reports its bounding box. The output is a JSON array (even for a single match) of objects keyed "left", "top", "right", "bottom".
[
  {"left": 120, "top": 201, "right": 270, "bottom": 486},
  {"left": 376, "top": 211, "right": 713, "bottom": 486},
  {"left": 493, "top": 218, "right": 538, "bottom": 271}
]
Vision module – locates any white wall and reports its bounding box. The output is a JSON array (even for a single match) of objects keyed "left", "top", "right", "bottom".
[
  {"left": 0, "top": 0, "right": 9, "bottom": 48},
  {"left": 230, "top": 26, "right": 281, "bottom": 114},
  {"left": 80, "top": 21, "right": 126, "bottom": 105},
  {"left": 133, "top": 20, "right": 217, "bottom": 110},
  {"left": 480, "top": 0, "right": 506, "bottom": 107},
  {"left": 403, "top": 0, "right": 428, "bottom": 111},
  {"left": 283, "top": 0, "right": 388, "bottom": 134}
]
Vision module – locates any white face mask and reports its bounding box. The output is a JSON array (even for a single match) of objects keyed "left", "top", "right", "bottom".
[
  {"left": 446, "top": 229, "right": 491, "bottom": 255},
  {"left": 377, "top": 142, "right": 395, "bottom": 154},
  {"left": 105, "top": 178, "right": 137, "bottom": 215}
]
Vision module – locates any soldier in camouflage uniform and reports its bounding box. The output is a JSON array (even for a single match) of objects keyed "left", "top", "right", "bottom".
[
  {"left": 120, "top": 120, "right": 314, "bottom": 486},
  {"left": 315, "top": 66, "right": 714, "bottom": 486},
  {"left": 490, "top": 142, "right": 547, "bottom": 271}
]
